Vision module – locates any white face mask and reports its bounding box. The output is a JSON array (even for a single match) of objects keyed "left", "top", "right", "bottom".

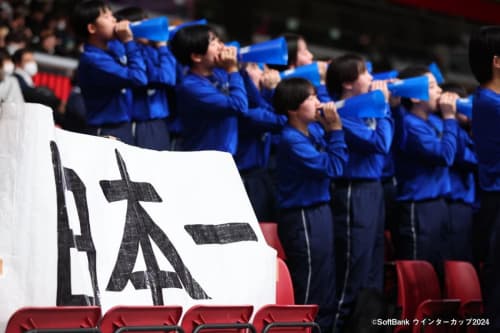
[
  {"left": 3, "top": 62, "right": 14, "bottom": 76},
  {"left": 24, "top": 61, "right": 38, "bottom": 77},
  {"left": 7, "top": 44, "right": 20, "bottom": 55}
]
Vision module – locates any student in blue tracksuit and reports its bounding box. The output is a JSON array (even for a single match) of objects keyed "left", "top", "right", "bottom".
[
  {"left": 393, "top": 66, "right": 459, "bottom": 277},
  {"left": 325, "top": 53, "right": 392, "bottom": 333},
  {"left": 440, "top": 82, "right": 477, "bottom": 262},
  {"left": 72, "top": 0, "right": 147, "bottom": 145},
  {"left": 273, "top": 77, "right": 347, "bottom": 333},
  {"left": 169, "top": 24, "right": 247, "bottom": 154},
  {"left": 236, "top": 63, "right": 286, "bottom": 222},
  {"left": 468, "top": 26, "right": 500, "bottom": 333},
  {"left": 114, "top": 7, "right": 177, "bottom": 151}
]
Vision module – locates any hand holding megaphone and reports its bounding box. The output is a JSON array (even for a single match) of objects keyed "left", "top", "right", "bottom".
[
  {"left": 115, "top": 20, "right": 133, "bottom": 43},
  {"left": 260, "top": 69, "right": 281, "bottom": 90},
  {"left": 317, "top": 101, "right": 342, "bottom": 132},
  {"left": 216, "top": 46, "right": 238, "bottom": 73},
  {"left": 370, "top": 80, "right": 390, "bottom": 101},
  {"left": 439, "top": 92, "right": 459, "bottom": 119}
]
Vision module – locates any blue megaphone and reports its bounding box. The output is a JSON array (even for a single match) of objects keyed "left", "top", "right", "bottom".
[
  {"left": 456, "top": 95, "right": 473, "bottom": 118},
  {"left": 280, "top": 62, "right": 321, "bottom": 86},
  {"left": 168, "top": 19, "right": 208, "bottom": 41},
  {"left": 335, "top": 90, "right": 387, "bottom": 118},
  {"left": 130, "top": 16, "right": 169, "bottom": 41},
  {"left": 238, "top": 37, "right": 288, "bottom": 65},
  {"left": 429, "top": 62, "right": 444, "bottom": 84},
  {"left": 372, "top": 70, "right": 399, "bottom": 81},
  {"left": 388, "top": 75, "right": 429, "bottom": 100},
  {"left": 366, "top": 61, "right": 373, "bottom": 73}
]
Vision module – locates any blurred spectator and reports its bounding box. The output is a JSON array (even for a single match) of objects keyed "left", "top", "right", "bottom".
[
  {"left": 5, "top": 29, "right": 28, "bottom": 55},
  {"left": 0, "top": 47, "right": 24, "bottom": 103},
  {"left": 12, "top": 47, "right": 63, "bottom": 123},
  {"left": 37, "top": 29, "right": 57, "bottom": 55}
]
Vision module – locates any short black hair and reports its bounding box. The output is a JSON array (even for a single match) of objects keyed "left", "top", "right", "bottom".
[
  {"left": 169, "top": 24, "right": 213, "bottom": 67},
  {"left": 326, "top": 53, "right": 366, "bottom": 98},
  {"left": 468, "top": 26, "right": 500, "bottom": 85},
  {"left": 71, "top": 0, "right": 110, "bottom": 40},
  {"left": 114, "top": 6, "right": 147, "bottom": 22},
  {"left": 397, "top": 65, "right": 430, "bottom": 110},
  {"left": 273, "top": 77, "right": 315, "bottom": 115},
  {"left": 12, "top": 47, "right": 32, "bottom": 65}
]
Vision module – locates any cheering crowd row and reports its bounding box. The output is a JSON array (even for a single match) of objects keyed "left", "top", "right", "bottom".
[{"left": 30, "top": 1, "right": 498, "bottom": 332}]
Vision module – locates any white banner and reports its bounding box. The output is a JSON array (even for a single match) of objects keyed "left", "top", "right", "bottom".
[{"left": 0, "top": 103, "right": 276, "bottom": 331}]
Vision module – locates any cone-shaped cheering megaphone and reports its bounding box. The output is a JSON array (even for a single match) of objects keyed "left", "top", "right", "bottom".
[
  {"left": 429, "top": 62, "right": 444, "bottom": 84},
  {"left": 130, "top": 16, "right": 169, "bottom": 41},
  {"left": 366, "top": 61, "right": 373, "bottom": 73},
  {"left": 280, "top": 62, "right": 321, "bottom": 86},
  {"left": 168, "top": 19, "right": 208, "bottom": 41},
  {"left": 238, "top": 37, "right": 288, "bottom": 65},
  {"left": 388, "top": 75, "right": 429, "bottom": 100},
  {"left": 335, "top": 90, "right": 387, "bottom": 118},
  {"left": 456, "top": 95, "right": 473, "bottom": 118},
  {"left": 372, "top": 70, "right": 399, "bottom": 81}
]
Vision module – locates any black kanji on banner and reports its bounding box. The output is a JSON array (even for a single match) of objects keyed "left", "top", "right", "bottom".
[
  {"left": 100, "top": 149, "right": 210, "bottom": 304},
  {"left": 50, "top": 141, "right": 100, "bottom": 306}
]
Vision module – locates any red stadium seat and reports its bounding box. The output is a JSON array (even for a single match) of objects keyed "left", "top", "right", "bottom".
[
  {"left": 395, "top": 260, "right": 460, "bottom": 333},
  {"left": 5, "top": 306, "right": 101, "bottom": 333},
  {"left": 180, "top": 305, "right": 254, "bottom": 333},
  {"left": 100, "top": 305, "right": 183, "bottom": 333},
  {"left": 259, "top": 222, "right": 287, "bottom": 260},
  {"left": 33, "top": 72, "right": 72, "bottom": 102},
  {"left": 444, "top": 261, "right": 484, "bottom": 333},
  {"left": 276, "top": 257, "right": 295, "bottom": 305},
  {"left": 252, "top": 305, "right": 319, "bottom": 333}
]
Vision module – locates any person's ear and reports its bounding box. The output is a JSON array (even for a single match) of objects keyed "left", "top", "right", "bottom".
[
  {"left": 493, "top": 55, "right": 500, "bottom": 69},
  {"left": 342, "top": 81, "right": 353, "bottom": 92},
  {"left": 190, "top": 53, "right": 203, "bottom": 64},
  {"left": 87, "top": 22, "right": 97, "bottom": 35},
  {"left": 410, "top": 97, "right": 421, "bottom": 104}
]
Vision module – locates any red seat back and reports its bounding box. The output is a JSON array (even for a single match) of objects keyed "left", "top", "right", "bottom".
[
  {"left": 444, "top": 261, "right": 482, "bottom": 303},
  {"left": 5, "top": 306, "right": 101, "bottom": 333},
  {"left": 252, "top": 305, "right": 318, "bottom": 333},
  {"left": 276, "top": 258, "right": 295, "bottom": 305},
  {"left": 259, "top": 222, "right": 287, "bottom": 260},
  {"left": 100, "top": 305, "right": 182, "bottom": 333},
  {"left": 33, "top": 72, "right": 72, "bottom": 102},
  {"left": 396, "top": 261, "right": 442, "bottom": 322},
  {"left": 180, "top": 305, "right": 253, "bottom": 333}
]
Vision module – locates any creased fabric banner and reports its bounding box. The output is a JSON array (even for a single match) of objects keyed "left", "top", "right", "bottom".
[{"left": 0, "top": 103, "right": 276, "bottom": 331}]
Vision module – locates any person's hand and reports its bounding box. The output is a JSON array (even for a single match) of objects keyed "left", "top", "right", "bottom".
[
  {"left": 216, "top": 46, "right": 238, "bottom": 73},
  {"left": 370, "top": 80, "right": 390, "bottom": 101},
  {"left": 316, "top": 101, "right": 342, "bottom": 132},
  {"left": 260, "top": 69, "right": 280, "bottom": 90},
  {"left": 439, "top": 92, "right": 459, "bottom": 119},
  {"left": 115, "top": 20, "right": 133, "bottom": 43}
]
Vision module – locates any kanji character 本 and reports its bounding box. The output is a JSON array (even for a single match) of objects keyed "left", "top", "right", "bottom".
[{"left": 101, "top": 149, "right": 210, "bottom": 304}]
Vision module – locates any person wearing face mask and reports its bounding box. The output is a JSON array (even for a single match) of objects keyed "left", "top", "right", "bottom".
[
  {"left": 12, "top": 47, "right": 63, "bottom": 123},
  {"left": 0, "top": 48, "right": 23, "bottom": 103}
]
